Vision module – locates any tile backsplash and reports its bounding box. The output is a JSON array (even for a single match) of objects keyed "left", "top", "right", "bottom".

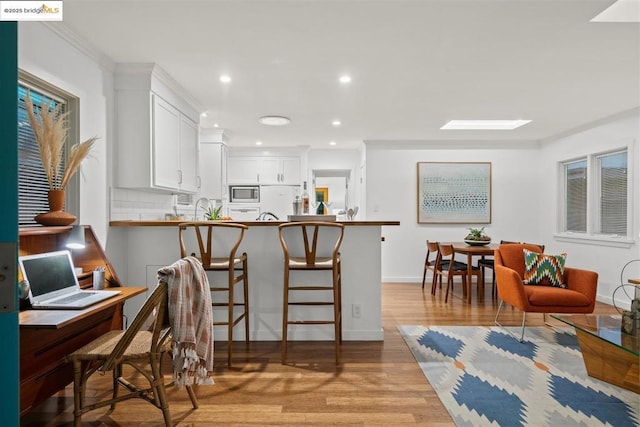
[{"left": 110, "top": 188, "right": 196, "bottom": 220}]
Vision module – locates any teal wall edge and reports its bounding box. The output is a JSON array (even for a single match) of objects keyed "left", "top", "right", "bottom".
[{"left": 0, "top": 21, "right": 20, "bottom": 426}]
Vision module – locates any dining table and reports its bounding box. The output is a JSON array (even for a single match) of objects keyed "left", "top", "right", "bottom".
[{"left": 445, "top": 242, "right": 500, "bottom": 303}]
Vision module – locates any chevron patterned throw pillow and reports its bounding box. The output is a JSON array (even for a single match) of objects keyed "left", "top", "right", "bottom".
[{"left": 523, "top": 248, "right": 567, "bottom": 288}]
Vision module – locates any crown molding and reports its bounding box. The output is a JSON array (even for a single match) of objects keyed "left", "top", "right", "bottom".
[
  {"left": 541, "top": 107, "right": 640, "bottom": 144},
  {"left": 363, "top": 139, "right": 541, "bottom": 150},
  {"left": 42, "top": 22, "right": 115, "bottom": 72}
]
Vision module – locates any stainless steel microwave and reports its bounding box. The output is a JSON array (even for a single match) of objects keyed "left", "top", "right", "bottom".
[{"left": 229, "top": 185, "right": 260, "bottom": 203}]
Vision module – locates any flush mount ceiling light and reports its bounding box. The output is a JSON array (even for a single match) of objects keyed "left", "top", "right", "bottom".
[
  {"left": 258, "top": 115, "right": 291, "bottom": 126},
  {"left": 440, "top": 119, "right": 532, "bottom": 130}
]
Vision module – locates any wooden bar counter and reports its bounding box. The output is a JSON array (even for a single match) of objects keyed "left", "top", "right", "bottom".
[{"left": 108, "top": 219, "right": 399, "bottom": 342}]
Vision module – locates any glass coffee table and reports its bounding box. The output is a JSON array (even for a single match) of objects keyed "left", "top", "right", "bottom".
[{"left": 552, "top": 314, "right": 639, "bottom": 393}]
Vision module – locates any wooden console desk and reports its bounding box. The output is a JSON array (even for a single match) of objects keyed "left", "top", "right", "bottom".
[{"left": 18, "top": 226, "right": 144, "bottom": 415}]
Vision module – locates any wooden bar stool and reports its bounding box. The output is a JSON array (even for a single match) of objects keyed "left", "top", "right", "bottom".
[
  {"left": 178, "top": 222, "right": 249, "bottom": 366},
  {"left": 278, "top": 221, "right": 345, "bottom": 365}
]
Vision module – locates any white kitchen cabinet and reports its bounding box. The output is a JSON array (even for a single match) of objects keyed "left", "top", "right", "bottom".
[
  {"left": 279, "top": 157, "right": 301, "bottom": 185},
  {"left": 151, "top": 96, "right": 180, "bottom": 189},
  {"left": 115, "top": 64, "right": 200, "bottom": 193},
  {"left": 179, "top": 115, "right": 199, "bottom": 192},
  {"left": 258, "top": 158, "right": 280, "bottom": 183},
  {"left": 228, "top": 155, "right": 301, "bottom": 185},
  {"left": 228, "top": 157, "right": 260, "bottom": 184},
  {"left": 258, "top": 156, "right": 301, "bottom": 184},
  {"left": 199, "top": 142, "right": 227, "bottom": 200}
]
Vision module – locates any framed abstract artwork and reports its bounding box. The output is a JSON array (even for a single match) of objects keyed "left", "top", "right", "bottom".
[{"left": 417, "top": 162, "right": 492, "bottom": 224}]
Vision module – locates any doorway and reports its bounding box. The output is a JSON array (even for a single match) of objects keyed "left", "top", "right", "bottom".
[{"left": 312, "top": 169, "right": 351, "bottom": 215}]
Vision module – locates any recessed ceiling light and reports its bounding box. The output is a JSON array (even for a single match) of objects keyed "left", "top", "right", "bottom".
[
  {"left": 339, "top": 75, "right": 351, "bottom": 84},
  {"left": 329, "top": 141, "right": 337, "bottom": 146},
  {"left": 440, "top": 120, "right": 532, "bottom": 130},
  {"left": 332, "top": 120, "right": 341, "bottom": 126},
  {"left": 258, "top": 115, "right": 291, "bottom": 126},
  {"left": 256, "top": 140, "right": 263, "bottom": 146},
  {"left": 219, "top": 75, "right": 232, "bottom": 83},
  {"left": 200, "top": 112, "right": 208, "bottom": 117},
  {"left": 213, "top": 123, "right": 219, "bottom": 128}
]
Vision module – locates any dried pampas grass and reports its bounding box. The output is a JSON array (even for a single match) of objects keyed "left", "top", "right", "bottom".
[{"left": 26, "top": 91, "right": 96, "bottom": 190}]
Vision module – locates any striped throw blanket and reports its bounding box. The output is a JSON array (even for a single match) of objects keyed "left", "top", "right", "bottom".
[{"left": 158, "top": 256, "right": 214, "bottom": 387}]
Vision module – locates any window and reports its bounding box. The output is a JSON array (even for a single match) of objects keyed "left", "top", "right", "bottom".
[
  {"left": 565, "top": 160, "right": 587, "bottom": 232},
  {"left": 597, "top": 151, "right": 627, "bottom": 235},
  {"left": 560, "top": 147, "right": 631, "bottom": 241},
  {"left": 18, "top": 73, "right": 78, "bottom": 226}
]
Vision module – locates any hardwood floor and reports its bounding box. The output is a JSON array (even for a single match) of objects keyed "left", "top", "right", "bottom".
[{"left": 21, "top": 282, "right": 618, "bottom": 426}]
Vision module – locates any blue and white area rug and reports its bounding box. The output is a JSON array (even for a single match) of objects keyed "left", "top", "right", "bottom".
[{"left": 398, "top": 325, "right": 639, "bottom": 427}]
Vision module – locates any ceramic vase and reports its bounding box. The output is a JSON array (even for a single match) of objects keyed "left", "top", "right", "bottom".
[{"left": 34, "top": 189, "right": 77, "bottom": 226}]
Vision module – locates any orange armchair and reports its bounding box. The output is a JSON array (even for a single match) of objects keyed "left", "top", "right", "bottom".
[{"left": 494, "top": 243, "right": 598, "bottom": 341}]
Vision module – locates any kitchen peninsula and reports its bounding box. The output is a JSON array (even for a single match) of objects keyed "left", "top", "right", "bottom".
[{"left": 107, "top": 219, "right": 399, "bottom": 341}]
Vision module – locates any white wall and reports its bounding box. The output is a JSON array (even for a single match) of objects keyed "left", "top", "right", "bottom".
[
  {"left": 18, "top": 23, "right": 113, "bottom": 244},
  {"left": 366, "top": 111, "right": 639, "bottom": 306},
  {"left": 365, "top": 142, "right": 542, "bottom": 282},
  {"left": 538, "top": 111, "right": 640, "bottom": 306}
]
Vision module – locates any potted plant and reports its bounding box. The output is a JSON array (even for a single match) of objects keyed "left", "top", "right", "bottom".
[
  {"left": 26, "top": 92, "right": 97, "bottom": 225},
  {"left": 464, "top": 227, "right": 491, "bottom": 246},
  {"left": 203, "top": 204, "right": 224, "bottom": 220}
]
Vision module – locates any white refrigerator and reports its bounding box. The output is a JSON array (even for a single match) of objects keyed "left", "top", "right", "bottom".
[{"left": 260, "top": 186, "right": 299, "bottom": 220}]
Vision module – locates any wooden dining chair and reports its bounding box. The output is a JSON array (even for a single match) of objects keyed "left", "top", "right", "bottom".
[
  {"left": 439, "top": 243, "right": 482, "bottom": 303},
  {"left": 422, "top": 240, "right": 443, "bottom": 290}
]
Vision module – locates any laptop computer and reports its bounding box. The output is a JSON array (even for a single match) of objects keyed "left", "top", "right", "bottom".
[{"left": 19, "top": 250, "right": 120, "bottom": 309}]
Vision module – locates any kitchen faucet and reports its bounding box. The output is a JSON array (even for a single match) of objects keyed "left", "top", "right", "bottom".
[
  {"left": 256, "top": 211, "right": 279, "bottom": 221},
  {"left": 194, "top": 197, "right": 211, "bottom": 220}
]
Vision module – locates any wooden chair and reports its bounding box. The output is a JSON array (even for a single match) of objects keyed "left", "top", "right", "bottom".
[
  {"left": 66, "top": 281, "right": 198, "bottom": 427},
  {"left": 422, "top": 240, "right": 442, "bottom": 290},
  {"left": 178, "top": 221, "right": 249, "bottom": 366},
  {"left": 439, "top": 243, "right": 482, "bottom": 303},
  {"left": 424, "top": 241, "right": 466, "bottom": 296},
  {"left": 278, "top": 221, "right": 345, "bottom": 365},
  {"left": 494, "top": 243, "right": 597, "bottom": 342}
]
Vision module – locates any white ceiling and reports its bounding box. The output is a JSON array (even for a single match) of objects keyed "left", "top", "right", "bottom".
[{"left": 58, "top": 0, "right": 639, "bottom": 149}]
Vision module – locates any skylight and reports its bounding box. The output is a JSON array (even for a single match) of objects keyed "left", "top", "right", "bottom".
[{"left": 440, "top": 120, "right": 532, "bottom": 130}]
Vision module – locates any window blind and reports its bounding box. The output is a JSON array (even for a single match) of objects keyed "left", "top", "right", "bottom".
[
  {"left": 18, "top": 84, "right": 66, "bottom": 225},
  {"left": 565, "top": 160, "right": 587, "bottom": 232},
  {"left": 598, "top": 151, "right": 627, "bottom": 235}
]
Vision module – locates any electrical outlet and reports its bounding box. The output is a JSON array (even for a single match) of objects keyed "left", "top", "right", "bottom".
[{"left": 352, "top": 303, "right": 362, "bottom": 318}]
